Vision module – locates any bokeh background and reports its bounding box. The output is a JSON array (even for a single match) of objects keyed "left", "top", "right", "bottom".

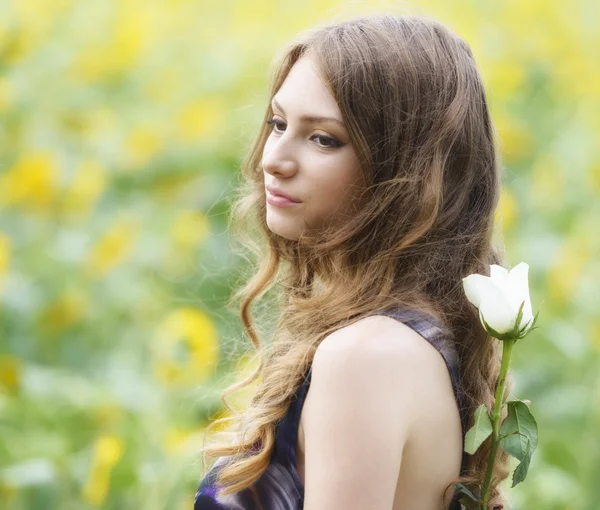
[{"left": 1, "top": 0, "right": 599, "bottom": 509}]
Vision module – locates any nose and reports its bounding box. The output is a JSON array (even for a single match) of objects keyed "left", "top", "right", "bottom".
[{"left": 261, "top": 135, "right": 299, "bottom": 178}]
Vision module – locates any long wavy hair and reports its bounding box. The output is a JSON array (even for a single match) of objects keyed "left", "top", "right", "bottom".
[{"left": 200, "top": 13, "right": 514, "bottom": 509}]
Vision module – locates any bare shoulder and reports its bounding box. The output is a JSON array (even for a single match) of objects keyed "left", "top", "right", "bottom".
[
  {"left": 301, "top": 314, "right": 460, "bottom": 510},
  {"left": 301, "top": 316, "right": 417, "bottom": 509},
  {"left": 314, "top": 314, "right": 454, "bottom": 398}
]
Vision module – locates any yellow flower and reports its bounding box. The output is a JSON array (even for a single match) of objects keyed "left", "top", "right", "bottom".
[
  {"left": 84, "top": 217, "right": 140, "bottom": 278},
  {"left": 0, "top": 152, "right": 60, "bottom": 212},
  {"left": 82, "top": 435, "right": 124, "bottom": 506},
  {"left": 153, "top": 307, "right": 219, "bottom": 386}
]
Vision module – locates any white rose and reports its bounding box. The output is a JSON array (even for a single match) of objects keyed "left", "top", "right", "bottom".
[{"left": 462, "top": 262, "right": 534, "bottom": 336}]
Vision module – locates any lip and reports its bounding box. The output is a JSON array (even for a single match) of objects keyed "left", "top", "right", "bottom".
[
  {"left": 265, "top": 186, "right": 301, "bottom": 203},
  {"left": 266, "top": 190, "right": 302, "bottom": 208}
]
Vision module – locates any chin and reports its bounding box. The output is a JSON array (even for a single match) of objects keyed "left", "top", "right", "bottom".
[
  {"left": 266, "top": 215, "right": 302, "bottom": 241},
  {"left": 267, "top": 225, "right": 301, "bottom": 241}
]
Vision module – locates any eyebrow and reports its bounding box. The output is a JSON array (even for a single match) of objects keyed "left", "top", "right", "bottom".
[{"left": 271, "top": 97, "right": 346, "bottom": 128}]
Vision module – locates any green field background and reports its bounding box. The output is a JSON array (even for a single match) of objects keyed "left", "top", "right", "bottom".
[{"left": 0, "top": 0, "right": 599, "bottom": 509}]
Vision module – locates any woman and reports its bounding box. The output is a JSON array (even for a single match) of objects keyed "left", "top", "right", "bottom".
[{"left": 195, "top": 12, "right": 512, "bottom": 510}]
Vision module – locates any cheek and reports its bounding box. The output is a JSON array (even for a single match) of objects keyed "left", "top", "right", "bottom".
[
  {"left": 315, "top": 179, "right": 351, "bottom": 204},
  {"left": 307, "top": 161, "right": 362, "bottom": 217}
]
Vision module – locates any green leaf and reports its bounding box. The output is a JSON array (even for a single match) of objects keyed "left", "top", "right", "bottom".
[
  {"left": 515, "top": 300, "right": 525, "bottom": 331},
  {"left": 511, "top": 436, "right": 533, "bottom": 487},
  {"left": 452, "top": 482, "right": 481, "bottom": 508},
  {"left": 464, "top": 404, "right": 493, "bottom": 454},
  {"left": 499, "top": 400, "right": 538, "bottom": 461},
  {"left": 452, "top": 482, "right": 480, "bottom": 501},
  {"left": 516, "top": 308, "right": 540, "bottom": 342}
]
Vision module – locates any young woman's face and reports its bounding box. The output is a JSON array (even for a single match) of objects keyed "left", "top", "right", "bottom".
[{"left": 262, "top": 54, "right": 364, "bottom": 241}]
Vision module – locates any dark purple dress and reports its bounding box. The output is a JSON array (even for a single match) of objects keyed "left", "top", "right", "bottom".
[{"left": 194, "top": 307, "right": 469, "bottom": 510}]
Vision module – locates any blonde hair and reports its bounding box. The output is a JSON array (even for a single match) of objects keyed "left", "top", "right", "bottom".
[{"left": 200, "top": 13, "right": 513, "bottom": 509}]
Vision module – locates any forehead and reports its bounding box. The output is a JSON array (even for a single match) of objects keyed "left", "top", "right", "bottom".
[{"left": 274, "top": 55, "right": 341, "bottom": 116}]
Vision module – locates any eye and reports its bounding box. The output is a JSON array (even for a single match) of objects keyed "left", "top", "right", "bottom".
[
  {"left": 265, "top": 119, "right": 286, "bottom": 134},
  {"left": 312, "top": 134, "right": 343, "bottom": 149},
  {"left": 265, "top": 118, "right": 344, "bottom": 149}
]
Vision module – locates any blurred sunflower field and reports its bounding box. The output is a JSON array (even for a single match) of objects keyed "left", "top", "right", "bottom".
[{"left": 0, "top": 0, "right": 598, "bottom": 509}]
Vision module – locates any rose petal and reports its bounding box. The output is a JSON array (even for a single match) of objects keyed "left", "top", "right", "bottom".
[
  {"left": 490, "top": 264, "right": 510, "bottom": 295},
  {"left": 478, "top": 281, "right": 517, "bottom": 334},
  {"left": 462, "top": 274, "right": 490, "bottom": 308},
  {"left": 508, "top": 262, "right": 533, "bottom": 328}
]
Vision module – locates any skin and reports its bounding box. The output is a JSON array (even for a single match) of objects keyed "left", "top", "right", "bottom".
[{"left": 262, "top": 53, "right": 365, "bottom": 241}]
